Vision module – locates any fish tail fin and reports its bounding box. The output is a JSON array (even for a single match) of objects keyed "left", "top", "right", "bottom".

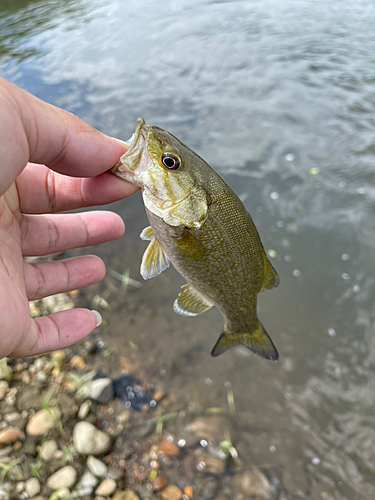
[{"left": 211, "top": 322, "right": 278, "bottom": 361}]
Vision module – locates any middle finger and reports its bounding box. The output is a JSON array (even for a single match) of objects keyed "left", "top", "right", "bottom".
[{"left": 21, "top": 211, "right": 125, "bottom": 256}]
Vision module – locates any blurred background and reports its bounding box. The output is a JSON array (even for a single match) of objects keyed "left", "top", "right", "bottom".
[{"left": 1, "top": 0, "right": 375, "bottom": 499}]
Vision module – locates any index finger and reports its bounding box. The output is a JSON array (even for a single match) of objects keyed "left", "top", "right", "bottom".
[{"left": 0, "top": 78, "right": 129, "bottom": 195}]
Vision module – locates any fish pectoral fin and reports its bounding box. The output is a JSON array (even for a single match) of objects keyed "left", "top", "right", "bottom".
[
  {"left": 173, "top": 284, "right": 214, "bottom": 316},
  {"left": 140, "top": 237, "right": 170, "bottom": 280},
  {"left": 140, "top": 226, "right": 154, "bottom": 241},
  {"left": 164, "top": 190, "right": 208, "bottom": 229},
  {"left": 261, "top": 256, "right": 280, "bottom": 291},
  {"left": 211, "top": 322, "right": 278, "bottom": 361}
]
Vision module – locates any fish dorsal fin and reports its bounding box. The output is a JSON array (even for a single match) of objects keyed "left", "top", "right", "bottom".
[
  {"left": 140, "top": 226, "right": 154, "bottom": 241},
  {"left": 140, "top": 236, "right": 170, "bottom": 280},
  {"left": 261, "top": 256, "right": 280, "bottom": 291},
  {"left": 173, "top": 283, "right": 214, "bottom": 316},
  {"left": 211, "top": 321, "right": 278, "bottom": 361}
]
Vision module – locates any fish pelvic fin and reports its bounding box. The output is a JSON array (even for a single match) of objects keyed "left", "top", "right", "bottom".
[
  {"left": 211, "top": 322, "right": 278, "bottom": 361},
  {"left": 140, "top": 226, "right": 154, "bottom": 241},
  {"left": 261, "top": 255, "right": 280, "bottom": 291},
  {"left": 173, "top": 283, "right": 214, "bottom": 316},
  {"left": 140, "top": 236, "right": 170, "bottom": 280}
]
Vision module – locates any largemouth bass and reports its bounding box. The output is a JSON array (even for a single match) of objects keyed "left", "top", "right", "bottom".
[{"left": 112, "top": 118, "right": 279, "bottom": 360}]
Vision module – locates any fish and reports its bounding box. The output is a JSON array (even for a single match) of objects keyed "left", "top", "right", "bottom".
[{"left": 112, "top": 118, "right": 279, "bottom": 360}]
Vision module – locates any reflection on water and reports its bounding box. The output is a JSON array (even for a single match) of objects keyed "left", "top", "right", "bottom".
[{"left": 2, "top": 0, "right": 375, "bottom": 498}]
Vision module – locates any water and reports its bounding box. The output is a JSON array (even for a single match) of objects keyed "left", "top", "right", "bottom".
[{"left": 1, "top": 0, "right": 375, "bottom": 497}]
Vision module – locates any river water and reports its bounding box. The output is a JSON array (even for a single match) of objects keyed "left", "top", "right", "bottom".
[{"left": 1, "top": 0, "right": 375, "bottom": 498}]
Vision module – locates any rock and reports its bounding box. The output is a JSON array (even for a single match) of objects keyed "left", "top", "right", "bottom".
[
  {"left": 158, "top": 437, "right": 180, "bottom": 457},
  {"left": 184, "top": 486, "right": 193, "bottom": 499},
  {"left": 17, "top": 386, "right": 44, "bottom": 411},
  {"left": 87, "top": 455, "right": 108, "bottom": 477},
  {"left": 75, "top": 470, "right": 98, "bottom": 496},
  {"left": 57, "top": 393, "right": 77, "bottom": 419},
  {"left": 25, "top": 478, "right": 41, "bottom": 497},
  {"left": 0, "top": 426, "right": 23, "bottom": 443},
  {"left": 113, "top": 490, "right": 141, "bottom": 500},
  {"left": 47, "top": 466, "right": 77, "bottom": 490},
  {"left": 185, "top": 416, "right": 230, "bottom": 444},
  {"left": 78, "top": 400, "right": 91, "bottom": 419},
  {"left": 107, "top": 465, "right": 124, "bottom": 480},
  {"left": 161, "top": 485, "right": 183, "bottom": 500},
  {"left": 73, "top": 422, "right": 111, "bottom": 455},
  {"left": 196, "top": 454, "right": 225, "bottom": 475},
  {"left": 152, "top": 474, "right": 168, "bottom": 491},
  {"left": 50, "top": 350, "right": 66, "bottom": 365},
  {"left": 28, "top": 497, "right": 48, "bottom": 500},
  {"left": 234, "top": 469, "right": 275, "bottom": 500},
  {"left": 95, "top": 478, "right": 117, "bottom": 496},
  {"left": 117, "top": 410, "right": 131, "bottom": 425},
  {"left": 26, "top": 409, "right": 59, "bottom": 436},
  {"left": 70, "top": 355, "right": 86, "bottom": 370},
  {"left": 0, "top": 380, "right": 9, "bottom": 400},
  {"left": 90, "top": 378, "right": 114, "bottom": 403},
  {"left": 40, "top": 440, "right": 58, "bottom": 461}
]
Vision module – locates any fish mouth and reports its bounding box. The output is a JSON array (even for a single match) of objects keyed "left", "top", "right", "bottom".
[{"left": 111, "top": 117, "right": 148, "bottom": 179}]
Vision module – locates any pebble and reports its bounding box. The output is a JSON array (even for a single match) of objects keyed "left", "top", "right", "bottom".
[
  {"left": 50, "top": 350, "right": 66, "bottom": 365},
  {"left": 25, "top": 478, "right": 41, "bottom": 497},
  {"left": 70, "top": 355, "right": 86, "bottom": 370},
  {"left": 87, "top": 455, "right": 108, "bottom": 477},
  {"left": 0, "top": 380, "right": 9, "bottom": 400},
  {"left": 78, "top": 400, "right": 92, "bottom": 419},
  {"left": 234, "top": 469, "right": 275, "bottom": 500},
  {"left": 117, "top": 410, "right": 131, "bottom": 425},
  {"left": 0, "top": 426, "right": 23, "bottom": 444},
  {"left": 47, "top": 466, "right": 77, "bottom": 490},
  {"left": 73, "top": 422, "right": 111, "bottom": 455},
  {"left": 113, "top": 490, "right": 141, "bottom": 500},
  {"left": 75, "top": 470, "right": 98, "bottom": 496},
  {"left": 185, "top": 416, "right": 229, "bottom": 444},
  {"left": 26, "top": 409, "right": 59, "bottom": 436},
  {"left": 158, "top": 437, "right": 180, "bottom": 457},
  {"left": 184, "top": 486, "right": 193, "bottom": 498},
  {"left": 95, "top": 478, "right": 117, "bottom": 496},
  {"left": 161, "top": 485, "right": 183, "bottom": 500},
  {"left": 40, "top": 440, "right": 58, "bottom": 461},
  {"left": 107, "top": 466, "right": 124, "bottom": 480},
  {"left": 90, "top": 378, "right": 114, "bottom": 403},
  {"left": 196, "top": 454, "right": 225, "bottom": 474},
  {"left": 152, "top": 474, "right": 168, "bottom": 491}
]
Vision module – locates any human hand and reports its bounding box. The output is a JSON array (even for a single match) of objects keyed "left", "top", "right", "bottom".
[{"left": 0, "top": 78, "right": 138, "bottom": 358}]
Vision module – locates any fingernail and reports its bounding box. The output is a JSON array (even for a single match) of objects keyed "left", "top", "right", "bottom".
[{"left": 91, "top": 310, "right": 102, "bottom": 327}]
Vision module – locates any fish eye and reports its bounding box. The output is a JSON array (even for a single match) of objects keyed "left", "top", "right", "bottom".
[{"left": 162, "top": 153, "right": 181, "bottom": 170}]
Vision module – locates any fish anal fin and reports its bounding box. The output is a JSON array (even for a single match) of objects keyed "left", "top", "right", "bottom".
[
  {"left": 262, "top": 257, "right": 280, "bottom": 291},
  {"left": 211, "top": 322, "right": 278, "bottom": 361},
  {"left": 140, "top": 226, "right": 154, "bottom": 241},
  {"left": 173, "top": 284, "right": 213, "bottom": 317},
  {"left": 140, "top": 237, "right": 170, "bottom": 280}
]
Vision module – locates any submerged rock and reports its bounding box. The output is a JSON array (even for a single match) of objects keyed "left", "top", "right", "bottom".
[
  {"left": 46, "top": 466, "right": 77, "bottom": 490},
  {"left": 113, "top": 490, "right": 141, "bottom": 500},
  {"left": 90, "top": 378, "right": 114, "bottom": 403},
  {"left": 40, "top": 439, "right": 58, "bottom": 461},
  {"left": 0, "top": 426, "right": 23, "bottom": 444},
  {"left": 26, "top": 409, "right": 60, "bottom": 436},
  {"left": 95, "top": 478, "right": 117, "bottom": 496},
  {"left": 73, "top": 421, "right": 111, "bottom": 455},
  {"left": 113, "top": 374, "right": 151, "bottom": 411},
  {"left": 25, "top": 477, "right": 41, "bottom": 497},
  {"left": 185, "top": 416, "right": 230, "bottom": 444},
  {"left": 160, "top": 485, "right": 183, "bottom": 500},
  {"left": 234, "top": 469, "right": 275, "bottom": 500},
  {"left": 87, "top": 455, "right": 108, "bottom": 477}
]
